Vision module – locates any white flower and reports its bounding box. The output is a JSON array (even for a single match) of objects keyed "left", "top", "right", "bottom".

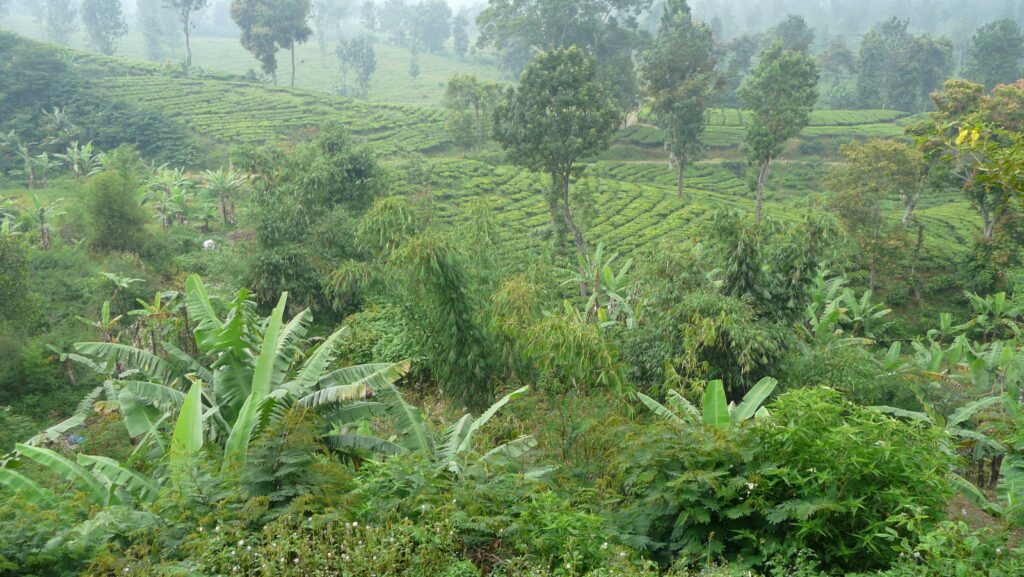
[
  {"left": 601, "top": 542, "right": 609, "bottom": 550},
  {"left": 238, "top": 540, "right": 245, "bottom": 547}
]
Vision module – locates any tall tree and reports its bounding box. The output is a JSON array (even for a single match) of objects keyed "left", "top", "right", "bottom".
[
  {"left": 138, "top": 0, "right": 180, "bottom": 60},
  {"left": 771, "top": 14, "right": 814, "bottom": 55},
  {"left": 740, "top": 41, "right": 819, "bottom": 223},
  {"left": 640, "top": 0, "right": 717, "bottom": 198},
  {"left": 165, "top": 0, "right": 209, "bottom": 68},
  {"left": 452, "top": 11, "right": 469, "bottom": 60},
  {"left": 336, "top": 36, "right": 376, "bottom": 97},
  {"left": 828, "top": 139, "right": 926, "bottom": 290},
  {"left": 81, "top": 0, "right": 128, "bottom": 55},
  {"left": 360, "top": 0, "right": 377, "bottom": 32},
  {"left": 43, "top": 0, "right": 79, "bottom": 45},
  {"left": 477, "top": 0, "right": 651, "bottom": 74},
  {"left": 968, "top": 19, "right": 1024, "bottom": 90},
  {"left": 314, "top": 0, "right": 351, "bottom": 61},
  {"left": 857, "top": 18, "right": 952, "bottom": 112},
  {"left": 444, "top": 75, "right": 500, "bottom": 150},
  {"left": 493, "top": 47, "right": 619, "bottom": 265},
  {"left": 277, "top": 0, "right": 314, "bottom": 87},
  {"left": 818, "top": 36, "right": 855, "bottom": 107},
  {"left": 410, "top": 0, "right": 451, "bottom": 53},
  {"left": 231, "top": 0, "right": 281, "bottom": 81},
  {"left": 231, "top": 0, "right": 313, "bottom": 87}
]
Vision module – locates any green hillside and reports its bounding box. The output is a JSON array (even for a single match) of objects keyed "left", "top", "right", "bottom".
[
  {"left": 0, "top": 14, "right": 504, "bottom": 107},
  {"left": 0, "top": 31, "right": 979, "bottom": 265}
]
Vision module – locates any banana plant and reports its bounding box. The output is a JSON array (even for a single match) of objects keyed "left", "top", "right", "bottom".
[
  {"left": 327, "top": 385, "right": 538, "bottom": 477},
  {"left": 65, "top": 275, "right": 406, "bottom": 471},
  {"left": 840, "top": 288, "right": 891, "bottom": 340},
  {"left": 638, "top": 377, "right": 778, "bottom": 430},
  {"left": 561, "top": 242, "right": 638, "bottom": 328},
  {"left": 55, "top": 140, "right": 103, "bottom": 179},
  {"left": 0, "top": 443, "right": 160, "bottom": 506},
  {"left": 202, "top": 168, "right": 247, "bottom": 226}
]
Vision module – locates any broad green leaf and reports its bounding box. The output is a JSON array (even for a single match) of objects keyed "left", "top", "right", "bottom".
[
  {"left": 665, "top": 390, "right": 700, "bottom": 421},
  {"left": 15, "top": 444, "right": 107, "bottom": 504},
  {"left": 702, "top": 380, "right": 730, "bottom": 428},
  {"left": 479, "top": 435, "right": 536, "bottom": 468},
  {"left": 437, "top": 414, "right": 473, "bottom": 463},
  {"left": 732, "top": 378, "right": 777, "bottom": 423},
  {"left": 117, "top": 388, "right": 162, "bottom": 438},
  {"left": 0, "top": 468, "right": 53, "bottom": 503},
  {"left": 330, "top": 434, "right": 406, "bottom": 457},
  {"left": 169, "top": 381, "right": 204, "bottom": 479},
  {"left": 184, "top": 274, "right": 223, "bottom": 345},
  {"left": 458, "top": 385, "right": 530, "bottom": 455},
  {"left": 870, "top": 405, "right": 929, "bottom": 421},
  {"left": 288, "top": 326, "right": 350, "bottom": 394},
  {"left": 77, "top": 454, "right": 159, "bottom": 502},
  {"left": 298, "top": 362, "right": 407, "bottom": 408},
  {"left": 948, "top": 396, "right": 1003, "bottom": 427},
  {"left": 221, "top": 391, "right": 262, "bottom": 477},
  {"left": 251, "top": 292, "right": 288, "bottom": 397},
  {"left": 74, "top": 342, "right": 177, "bottom": 382},
  {"left": 638, "top": 393, "right": 686, "bottom": 428}
]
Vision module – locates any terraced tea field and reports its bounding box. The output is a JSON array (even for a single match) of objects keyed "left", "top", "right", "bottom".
[
  {"left": 96, "top": 76, "right": 449, "bottom": 153},
  {"left": 619, "top": 108, "right": 913, "bottom": 150},
  {"left": 1, "top": 30, "right": 982, "bottom": 267},
  {"left": 416, "top": 158, "right": 979, "bottom": 266}
]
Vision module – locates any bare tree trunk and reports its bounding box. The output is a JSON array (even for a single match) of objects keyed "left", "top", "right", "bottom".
[
  {"left": 676, "top": 157, "right": 686, "bottom": 199},
  {"left": 559, "top": 172, "right": 588, "bottom": 297},
  {"left": 981, "top": 205, "right": 993, "bottom": 240},
  {"left": 291, "top": 43, "right": 296, "bottom": 87},
  {"left": 560, "top": 172, "right": 586, "bottom": 259},
  {"left": 755, "top": 156, "right": 771, "bottom": 224},
  {"left": 184, "top": 19, "right": 192, "bottom": 68},
  {"left": 220, "top": 193, "right": 229, "bottom": 225}
]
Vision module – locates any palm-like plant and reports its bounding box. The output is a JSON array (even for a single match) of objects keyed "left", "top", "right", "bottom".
[
  {"left": 2, "top": 131, "right": 38, "bottom": 189},
  {"left": 55, "top": 276, "right": 406, "bottom": 472},
  {"left": 638, "top": 377, "right": 778, "bottom": 429},
  {"left": 202, "top": 168, "right": 247, "bottom": 226},
  {"left": 144, "top": 167, "right": 192, "bottom": 230},
  {"left": 55, "top": 140, "right": 104, "bottom": 180},
  {"left": 30, "top": 194, "right": 64, "bottom": 251},
  {"left": 561, "top": 242, "right": 638, "bottom": 328}
]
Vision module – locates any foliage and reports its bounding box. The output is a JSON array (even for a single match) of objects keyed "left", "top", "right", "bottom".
[
  {"left": 640, "top": 0, "right": 717, "bottom": 198},
  {"left": 967, "top": 19, "right": 1024, "bottom": 90},
  {"left": 740, "top": 41, "right": 819, "bottom": 222},
  {"left": 83, "top": 163, "right": 150, "bottom": 254},
  {"left": 618, "top": 388, "right": 955, "bottom": 571},
  {"left": 494, "top": 46, "right": 620, "bottom": 258},
  {"left": 81, "top": 0, "right": 128, "bottom": 56}
]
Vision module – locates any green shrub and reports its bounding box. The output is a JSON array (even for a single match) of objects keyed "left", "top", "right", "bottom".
[
  {"left": 779, "top": 344, "right": 919, "bottom": 409},
  {"left": 857, "top": 522, "right": 1024, "bottom": 577},
  {"left": 0, "top": 495, "right": 92, "bottom": 577},
  {"left": 84, "top": 170, "right": 150, "bottom": 255},
  {"left": 617, "top": 388, "right": 955, "bottom": 572}
]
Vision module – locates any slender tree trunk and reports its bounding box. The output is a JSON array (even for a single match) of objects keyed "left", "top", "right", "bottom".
[
  {"left": 291, "top": 43, "right": 296, "bottom": 87},
  {"left": 184, "top": 19, "right": 192, "bottom": 68},
  {"left": 220, "top": 193, "right": 229, "bottom": 225},
  {"left": 676, "top": 157, "right": 686, "bottom": 199},
  {"left": 902, "top": 193, "right": 920, "bottom": 227},
  {"left": 559, "top": 171, "right": 588, "bottom": 297},
  {"left": 981, "top": 205, "right": 993, "bottom": 240},
  {"left": 755, "top": 156, "right": 771, "bottom": 224}
]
